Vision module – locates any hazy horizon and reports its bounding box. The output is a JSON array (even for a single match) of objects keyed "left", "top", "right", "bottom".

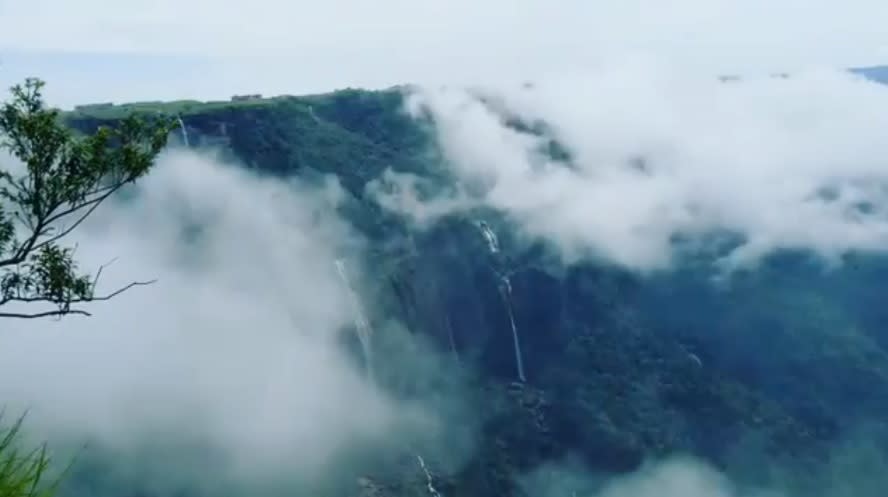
[{"left": 4, "top": 0, "right": 888, "bottom": 107}]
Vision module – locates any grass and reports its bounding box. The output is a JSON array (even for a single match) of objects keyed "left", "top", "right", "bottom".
[{"left": 0, "top": 413, "right": 61, "bottom": 497}]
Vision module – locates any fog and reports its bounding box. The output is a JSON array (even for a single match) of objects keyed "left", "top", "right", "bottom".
[
  {"left": 524, "top": 457, "right": 757, "bottom": 497},
  {"left": 373, "top": 63, "right": 888, "bottom": 273},
  {"left": 0, "top": 149, "right": 453, "bottom": 493},
  {"left": 523, "top": 446, "right": 888, "bottom": 497}
]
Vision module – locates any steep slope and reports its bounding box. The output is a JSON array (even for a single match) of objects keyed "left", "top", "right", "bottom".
[{"left": 62, "top": 82, "right": 888, "bottom": 497}]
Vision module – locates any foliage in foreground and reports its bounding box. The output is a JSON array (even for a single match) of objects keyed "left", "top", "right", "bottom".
[
  {"left": 0, "top": 78, "right": 174, "bottom": 319},
  {"left": 0, "top": 414, "right": 60, "bottom": 497}
]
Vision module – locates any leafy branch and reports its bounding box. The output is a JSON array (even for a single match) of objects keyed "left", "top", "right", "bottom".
[{"left": 0, "top": 78, "right": 174, "bottom": 319}]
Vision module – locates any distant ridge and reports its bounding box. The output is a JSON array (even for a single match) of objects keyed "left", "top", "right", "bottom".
[
  {"left": 714, "top": 65, "right": 888, "bottom": 86},
  {"left": 850, "top": 65, "right": 888, "bottom": 84},
  {"left": 63, "top": 65, "right": 888, "bottom": 118}
]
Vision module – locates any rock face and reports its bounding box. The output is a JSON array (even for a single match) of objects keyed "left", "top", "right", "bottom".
[{"left": 64, "top": 88, "right": 888, "bottom": 496}]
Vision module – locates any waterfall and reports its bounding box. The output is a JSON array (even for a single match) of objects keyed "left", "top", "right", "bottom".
[
  {"left": 334, "top": 259, "right": 374, "bottom": 380},
  {"left": 307, "top": 105, "right": 321, "bottom": 124},
  {"left": 416, "top": 455, "right": 443, "bottom": 497},
  {"left": 176, "top": 115, "right": 190, "bottom": 148},
  {"left": 476, "top": 221, "right": 527, "bottom": 383},
  {"left": 500, "top": 276, "right": 527, "bottom": 383},
  {"left": 477, "top": 221, "right": 500, "bottom": 253}
]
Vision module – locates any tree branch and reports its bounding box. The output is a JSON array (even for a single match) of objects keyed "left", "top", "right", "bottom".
[
  {"left": 0, "top": 279, "right": 157, "bottom": 318},
  {"left": 0, "top": 183, "right": 122, "bottom": 268},
  {"left": 41, "top": 182, "right": 120, "bottom": 228},
  {"left": 0, "top": 309, "right": 91, "bottom": 319},
  {"left": 28, "top": 188, "right": 119, "bottom": 255},
  {"left": 0, "top": 217, "right": 46, "bottom": 268}
]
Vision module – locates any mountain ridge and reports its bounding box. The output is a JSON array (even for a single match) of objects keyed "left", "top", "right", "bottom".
[{"left": 63, "top": 65, "right": 888, "bottom": 120}]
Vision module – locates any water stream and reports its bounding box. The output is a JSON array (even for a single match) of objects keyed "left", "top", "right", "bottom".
[
  {"left": 176, "top": 115, "right": 190, "bottom": 148},
  {"left": 476, "top": 221, "right": 526, "bottom": 382},
  {"left": 334, "top": 259, "right": 374, "bottom": 380}
]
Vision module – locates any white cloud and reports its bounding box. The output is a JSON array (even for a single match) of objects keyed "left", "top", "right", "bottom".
[
  {"left": 377, "top": 63, "right": 888, "bottom": 272},
  {"left": 523, "top": 448, "right": 888, "bottom": 497},
  {"left": 524, "top": 457, "right": 775, "bottom": 497}
]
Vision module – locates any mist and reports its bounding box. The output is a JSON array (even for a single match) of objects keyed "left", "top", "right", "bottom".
[
  {"left": 373, "top": 63, "right": 888, "bottom": 273},
  {"left": 523, "top": 457, "right": 754, "bottom": 497},
  {"left": 523, "top": 445, "right": 888, "bottom": 497},
  {"left": 0, "top": 149, "right": 456, "bottom": 494}
]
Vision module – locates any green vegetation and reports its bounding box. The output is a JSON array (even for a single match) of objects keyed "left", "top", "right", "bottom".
[
  {"left": 64, "top": 87, "right": 410, "bottom": 123},
  {"left": 65, "top": 97, "right": 280, "bottom": 121},
  {"left": 65, "top": 87, "right": 437, "bottom": 241},
  {"left": 0, "top": 414, "right": 61, "bottom": 497}
]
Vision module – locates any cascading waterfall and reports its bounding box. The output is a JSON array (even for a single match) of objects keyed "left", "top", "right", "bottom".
[
  {"left": 416, "top": 455, "right": 443, "bottom": 497},
  {"left": 334, "top": 259, "right": 374, "bottom": 380},
  {"left": 478, "top": 221, "right": 500, "bottom": 253},
  {"left": 476, "top": 222, "right": 527, "bottom": 383},
  {"left": 176, "top": 115, "right": 190, "bottom": 148}
]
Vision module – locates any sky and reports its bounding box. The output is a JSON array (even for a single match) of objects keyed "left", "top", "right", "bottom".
[{"left": 2, "top": 0, "right": 888, "bottom": 107}]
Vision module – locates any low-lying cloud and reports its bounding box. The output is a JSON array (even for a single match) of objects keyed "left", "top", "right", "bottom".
[
  {"left": 524, "top": 446, "right": 888, "bottom": 497},
  {"left": 524, "top": 457, "right": 751, "bottom": 497},
  {"left": 0, "top": 149, "right": 444, "bottom": 493},
  {"left": 376, "top": 63, "right": 888, "bottom": 272}
]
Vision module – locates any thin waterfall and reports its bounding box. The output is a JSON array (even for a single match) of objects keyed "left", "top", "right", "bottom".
[
  {"left": 476, "top": 221, "right": 526, "bottom": 382},
  {"left": 176, "top": 115, "right": 190, "bottom": 148},
  {"left": 416, "top": 455, "right": 443, "bottom": 497},
  {"left": 334, "top": 259, "right": 374, "bottom": 380},
  {"left": 307, "top": 105, "right": 321, "bottom": 124},
  {"left": 499, "top": 276, "right": 527, "bottom": 382},
  {"left": 477, "top": 221, "right": 500, "bottom": 253}
]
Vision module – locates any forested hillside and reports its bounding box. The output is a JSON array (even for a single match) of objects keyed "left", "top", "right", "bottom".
[{"left": 56, "top": 68, "right": 888, "bottom": 497}]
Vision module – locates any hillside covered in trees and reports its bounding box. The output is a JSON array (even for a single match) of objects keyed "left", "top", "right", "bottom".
[{"left": 46, "top": 67, "right": 888, "bottom": 497}]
